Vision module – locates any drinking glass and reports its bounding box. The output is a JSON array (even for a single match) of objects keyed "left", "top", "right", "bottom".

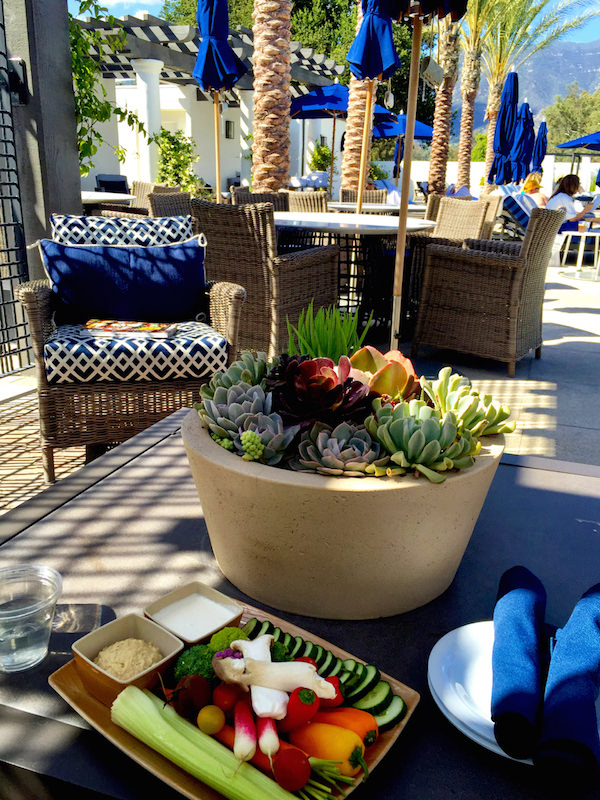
[{"left": 0, "top": 565, "right": 62, "bottom": 672}]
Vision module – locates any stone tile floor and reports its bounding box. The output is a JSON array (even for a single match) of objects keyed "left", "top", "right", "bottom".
[{"left": 1, "top": 265, "right": 599, "bottom": 517}]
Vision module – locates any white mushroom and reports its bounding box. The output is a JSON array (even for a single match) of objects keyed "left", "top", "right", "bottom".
[{"left": 230, "top": 635, "right": 288, "bottom": 719}]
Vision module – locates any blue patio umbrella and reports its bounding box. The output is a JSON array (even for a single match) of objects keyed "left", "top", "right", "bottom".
[
  {"left": 488, "top": 72, "right": 519, "bottom": 185},
  {"left": 193, "top": 0, "right": 247, "bottom": 202},
  {"left": 372, "top": 116, "right": 433, "bottom": 140},
  {"left": 556, "top": 130, "right": 600, "bottom": 152},
  {"left": 531, "top": 121, "right": 548, "bottom": 174},
  {"left": 346, "top": 0, "right": 401, "bottom": 211},
  {"left": 510, "top": 102, "right": 535, "bottom": 183}
]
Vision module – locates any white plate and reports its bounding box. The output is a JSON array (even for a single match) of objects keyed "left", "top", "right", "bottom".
[{"left": 427, "top": 620, "right": 600, "bottom": 763}]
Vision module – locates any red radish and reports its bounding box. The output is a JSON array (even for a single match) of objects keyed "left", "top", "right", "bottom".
[
  {"left": 272, "top": 747, "right": 311, "bottom": 791},
  {"left": 257, "top": 717, "right": 279, "bottom": 763},
  {"left": 233, "top": 699, "right": 257, "bottom": 762}
]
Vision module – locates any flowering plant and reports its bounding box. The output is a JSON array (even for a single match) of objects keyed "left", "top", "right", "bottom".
[{"left": 194, "top": 346, "right": 514, "bottom": 483}]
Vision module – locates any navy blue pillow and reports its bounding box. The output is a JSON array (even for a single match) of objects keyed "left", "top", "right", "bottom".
[{"left": 39, "top": 236, "right": 207, "bottom": 324}]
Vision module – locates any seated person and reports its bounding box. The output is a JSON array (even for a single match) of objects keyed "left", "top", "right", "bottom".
[
  {"left": 545, "top": 174, "right": 596, "bottom": 231},
  {"left": 521, "top": 172, "right": 548, "bottom": 207}
]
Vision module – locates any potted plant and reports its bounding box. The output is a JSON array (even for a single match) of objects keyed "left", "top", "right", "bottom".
[{"left": 182, "top": 313, "right": 514, "bottom": 620}]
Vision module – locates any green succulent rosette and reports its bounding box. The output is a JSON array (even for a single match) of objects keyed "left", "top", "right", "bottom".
[
  {"left": 233, "top": 413, "right": 300, "bottom": 465},
  {"left": 289, "top": 421, "right": 389, "bottom": 477},
  {"left": 197, "top": 382, "right": 272, "bottom": 442}
]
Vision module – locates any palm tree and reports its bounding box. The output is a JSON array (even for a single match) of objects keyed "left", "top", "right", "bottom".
[
  {"left": 456, "top": 0, "right": 497, "bottom": 191},
  {"left": 481, "top": 0, "right": 599, "bottom": 188},
  {"left": 427, "top": 17, "right": 461, "bottom": 195},
  {"left": 251, "top": 0, "right": 292, "bottom": 191}
]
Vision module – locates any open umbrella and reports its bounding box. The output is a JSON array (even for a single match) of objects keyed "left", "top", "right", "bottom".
[
  {"left": 531, "top": 120, "right": 547, "bottom": 174},
  {"left": 556, "top": 130, "right": 600, "bottom": 152},
  {"left": 193, "top": 0, "right": 247, "bottom": 203},
  {"left": 373, "top": 116, "right": 433, "bottom": 185},
  {"left": 390, "top": 2, "right": 468, "bottom": 350},
  {"left": 291, "top": 85, "right": 395, "bottom": 196},
  {"left": 510, "top": 101, "right": 535, "bottom": 183},
  {"left": 488, "top": 72, "right": 519, "bottom": 186},
  {"left": 346, "top": 0, "right": 401, "bottom": 212}
]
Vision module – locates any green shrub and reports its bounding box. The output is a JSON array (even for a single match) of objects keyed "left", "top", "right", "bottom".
[{"left": 287, "top": 301, "right": 372, "bottom": 362}]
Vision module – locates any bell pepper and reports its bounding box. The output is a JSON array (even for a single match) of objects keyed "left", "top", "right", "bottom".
[
  {"left": 313, "top": 707, "right": 378, "bottom": 746},
  {"left": 278, "top": 686, "right": 319, "bottom": 733},
  {"left": 288, "top": 722, "right": 369, "bottom": 778},
  {"left": 317, "top": 676, "right": 344, "bottom": 707}
]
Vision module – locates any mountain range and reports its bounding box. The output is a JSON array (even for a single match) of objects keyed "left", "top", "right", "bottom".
[{"left": 455, "top": 37, "right": 600, "bottom": 131}]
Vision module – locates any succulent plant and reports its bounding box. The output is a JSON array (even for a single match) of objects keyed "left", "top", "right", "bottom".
[
  {"left": 197, "top": 351, "right": 270, "bottom": 407},
  {"left": 349, "top": 346, "right": 419, "bottom": 403},
  {"left": 420, "top": 367, "right": 515, "bottom": 437},
  {"left": 233, "top": 413, "right": 300, "bottom": 465},
  {"left": 365, "top": 404, "right": 479, "bottom": 483},
  {"left": 266, "top": 355, "right": 371, "bottom": 428},
  {"left": 290, "top": 421, "right": 389, "bottom": 477},
  {"left": 198, "top": 382, "right": 272, "bottom": 441}
]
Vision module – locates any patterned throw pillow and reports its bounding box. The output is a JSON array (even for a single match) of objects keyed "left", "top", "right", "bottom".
[
  {"left": 39, "top": 236, "right": 207, "bottom": 324},
  {"left": 49, "top": 214, "right": 193, "bottom": 246}
]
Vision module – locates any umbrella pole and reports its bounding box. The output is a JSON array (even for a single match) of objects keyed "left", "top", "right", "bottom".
[
  {"left": 214, "top": 90, "right": 221, "bottom": 204},
  {"left": 394, "top": 135, "right": 402, "bottom": 187},
  {"left": 329, "top": 115, "right": 337, "bottom": 199},
  {"left": 390, "top": 16, "right": 422, "bottom": 350},
  {"left": 356, "top": 78, "right": 376, "bottom": 214}
]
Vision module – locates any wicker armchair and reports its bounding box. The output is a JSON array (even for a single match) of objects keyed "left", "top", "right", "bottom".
[
  {"left": 230, "top": 187, "right": 290, "bottom": 210},
  {"left": 340, "top": 189, "right": 387, "bottom": 204},
  {"left": 190, "top": 199, "right": 338, "bottom": 358},
  {"left": 149, "top": 192, "right": 192, "bottom": 218},
  {"left": 100, "top": 182, "right": 181, "bottom": 217},
  {"left": 400, "top": 198, "right": 490, "bottom": 340},
  {"left": 424, "top": 191, "right": 472, "bottom": 221},
  {"left": 285, "top": 191, "right": 328, "bottom": 213},
  {"left": 16, "top": 279, "right": 245, "bottom": 483},
  {"left": 412, "top": 207, "right": 565, "bottom": 376}
]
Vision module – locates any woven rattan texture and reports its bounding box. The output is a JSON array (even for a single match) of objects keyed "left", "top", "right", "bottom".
[
  {"left": 340, "top": 189, "right": 388, "bottom": 204},
  {"left": 412, "top": 207, "right": 566, "bottom": 376},
  {"left": 230, "top": 187, "right": 290, "bottom": 210},
  {"left": 286, "top": 191, "right": 328, "bottom": 213},
  {"left": 148, "top": 192, "right": 192, "bottom": 218},
  {"left": 191, "top": 199, "right": 338, "bottom": 359},
  {"left": 100, "top": 182, "right": 181, "bottom": 218}
]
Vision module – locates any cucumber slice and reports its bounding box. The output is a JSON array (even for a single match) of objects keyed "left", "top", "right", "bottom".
[
  {"left": 241, "top": 617, "right": 261, "bottom": 639},
  {"left": 288, "top": 636, "right": 304, "bottom": 659},
  {"left": 342, "top": 658, "right": 358, "bottom": 673},
  {"left": 301, "top": 641, "right": 317, "bottom": 659},
  {"left": 281, "top": 632, "right": 292, "bottom": 650},
  {"left": 271, "top": 626, "right": 282, "bottom": 642},
  {"left": 342, "top": 663, "right": 365, "bottom": 693},
  {"left": 345, "top": 664, "right": 381, "bottom": 702},
  {"left": 311, "top": 644, "right": 326, "bottom": 668},
  {"left": 374, "top": 694, "right": 407, "bottom": 732},
  {"left": 353, "top": 680, "right": 393, "bottom": 716},
  {"left": 327, "top": 657, "right": 343, "bottom": 678},
  {"left": 337, "top": 669, "right": 354, "bottom": 686},
  {"left": 255, "top": 619, "right": 275, "bottom": 638},
  {"left": 318, "top": 649, "right": 334, "bottom": 675}
]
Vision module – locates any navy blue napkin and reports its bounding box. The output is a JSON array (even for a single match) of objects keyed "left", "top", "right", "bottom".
[
  {"left": 534, "top": 583, "right": 600, "bottom": 787},
  {"left": 491, "top": 565, "right": 548, "bottom": 759}
]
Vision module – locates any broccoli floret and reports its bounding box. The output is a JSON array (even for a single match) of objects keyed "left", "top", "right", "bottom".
[
  {"left": 208, "top": 626, "right": 248, "bottom": 653},
  {"left": 173, "top": 643, "right": 216, "bottom": 683},
  {"left": 271, "top": 641, "right": 291, "bottom": 662}
]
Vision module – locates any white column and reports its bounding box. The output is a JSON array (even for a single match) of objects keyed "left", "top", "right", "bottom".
[
  {"left": 238, "top": 89, "right": 254, "bottom": 186},
  {"left": 131, "top": 59, "right": 164, "bottom": 182}
]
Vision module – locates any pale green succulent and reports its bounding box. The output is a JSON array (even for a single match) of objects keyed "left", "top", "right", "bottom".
[
  {"left": 290, "top": 421, "right": 389, "bottom": 477},
  {"left": 365, "top": 404, "right": 478, "bottom": 483},
  {"left": 198, "top": 382, "right": 272, "bottom": 441},
  {"left": 420, "top": 367, "right": 515, "bottom": 437},
  {"left": 197, "top": 351, "right": 270, "bottom": 407},
  {"left": 234, "top": 413, "right": 300, "bottom": 465}
]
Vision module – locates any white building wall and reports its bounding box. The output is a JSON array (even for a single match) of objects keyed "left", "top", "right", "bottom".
[{"left": 80, "top": 79, "right": 122, "bottom": 190}]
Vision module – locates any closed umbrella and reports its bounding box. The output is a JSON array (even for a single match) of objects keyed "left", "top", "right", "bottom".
[
  {"left": 193, "top": 0, "right": 247, "bottom": 203},
  {"left": 531, "top": 121, "right": 548, "bottom": 174},
  {"left": 346, "top": 0, "right": 401, "bottom": 212},
  {"left": 488, "top": 72, "right": 519, "bottom": 186},
  {"left": 510, "top": 101, "right": 535, "bottom": 183},
  {"left": 390, "top": 1, "right": 468, "bottom": 350}
]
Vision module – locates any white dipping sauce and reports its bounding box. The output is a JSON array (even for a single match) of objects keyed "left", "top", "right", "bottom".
[{"left": 152, "top": 594, "right": 236, "bottom": 640}]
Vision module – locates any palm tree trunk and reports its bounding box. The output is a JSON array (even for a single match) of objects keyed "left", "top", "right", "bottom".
[
  {"left": 456, "top": 50, "right": 481, "bottom": 191},
  {"left": 251, "top": 0, "right": 291, "bottom": 191},
  {"left": 482, "top": 79, "right": 503, "bottom": 192},
  {"left": 427, "top": 20, "right": 460, "bottom": 195}
]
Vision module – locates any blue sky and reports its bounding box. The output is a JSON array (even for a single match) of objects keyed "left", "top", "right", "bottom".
[{"left": 68, "top": 1, "right": 600, "bottom": 42}]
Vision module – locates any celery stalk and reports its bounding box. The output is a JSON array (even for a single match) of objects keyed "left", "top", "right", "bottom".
[{"left": 111, "top": 686, "right": 293, "bottom": 800}]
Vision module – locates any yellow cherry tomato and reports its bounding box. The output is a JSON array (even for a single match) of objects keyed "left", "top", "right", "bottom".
[{"left": 196, "top": 704, "right": 226, "bottom": 735}]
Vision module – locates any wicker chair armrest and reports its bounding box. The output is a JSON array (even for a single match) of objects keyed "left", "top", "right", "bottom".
[
  {"left": 463, "top": 238, "right": 521, "bottom": 256},
  {"left": 100, "top": 206, "right": 149, "bottom": 218},
  {"left": 14, "top": 280, "right": 55, "bottom": 387},
  {"left": 427, "top": 243, "right": 526, "bottom": 271},
  {"left": 208, "top": 281, "right": 247, "bottom": 364},
  {"left": 272, "top": 243, "right": 339, "bottom": 270}
]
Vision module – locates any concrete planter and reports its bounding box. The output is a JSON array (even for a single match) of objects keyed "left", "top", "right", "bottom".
[{"left": 182, "top": 410, "right": 504, "bottom": 620}]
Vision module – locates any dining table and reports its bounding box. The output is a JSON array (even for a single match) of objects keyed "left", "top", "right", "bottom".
[
  {"left": 81, "top": 191, "right": 136, "bottom": 209},
  {"left": 274, "top": 212, "right": 435, "bottom": 335},
  {"left": 1, "top": 409, "right": 600, "bottom": 800},
  {"left": 328, "top": 201, "right": 427, "bottom": 216}
]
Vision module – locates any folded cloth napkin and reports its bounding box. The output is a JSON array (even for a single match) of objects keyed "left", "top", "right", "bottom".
[
  {"left": 491, "top": 565, "right": 548, "bottom": 759},
  {"left": 534, "top": 583, "right": 600, "bottom": 787}
]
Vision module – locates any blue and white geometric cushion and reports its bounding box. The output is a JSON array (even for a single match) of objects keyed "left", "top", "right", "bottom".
[{"left": 44, "top": 321, "right": 227, "bottom": 384}]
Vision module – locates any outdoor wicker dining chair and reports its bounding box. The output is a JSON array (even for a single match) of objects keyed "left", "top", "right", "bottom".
[
  {"left": 412, "top": 207, "right": 566, "bottom": 376},
  {"left": 149, "top": 192, "right": 193, "bottom": 219},
  {"left": 229, "top": 186, "right": 290, "bottom": 210},
  {"left": 340, "top": 188, "right": 388, "bottom": 204},
  {"left": 100, "top": 182, "right": 181, "bottom": 217},
  {"left": 190, "top": 199, "right": 338, "bottom": 359},
  {"left": 285, "top": 190, "right": 328, "bottom": 212}
]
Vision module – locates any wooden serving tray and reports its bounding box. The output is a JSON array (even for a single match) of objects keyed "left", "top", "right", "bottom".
[{"left": 49, "top": 604, "right": 420, "bottom": 800}]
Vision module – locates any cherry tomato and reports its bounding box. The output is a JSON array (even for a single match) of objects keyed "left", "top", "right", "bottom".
[
  {"left": 196, "top": 704, "right": 226, "bottom": 735},
  {"left": 294, "top": 656, "right": 318, "bottom": 669},
  {"left": 272, "top": 748, "right": 311, "bottom": 791},
  {"left": 212, "top": 681, "right": 243, "bottom": 714},
  {"left": 169, "top": 674, "right": 212, "bottom": 720}
]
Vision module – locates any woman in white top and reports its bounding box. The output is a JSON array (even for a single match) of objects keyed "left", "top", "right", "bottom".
[{"left": 546, "top": 174, "right": 595, "bottom": 231}]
